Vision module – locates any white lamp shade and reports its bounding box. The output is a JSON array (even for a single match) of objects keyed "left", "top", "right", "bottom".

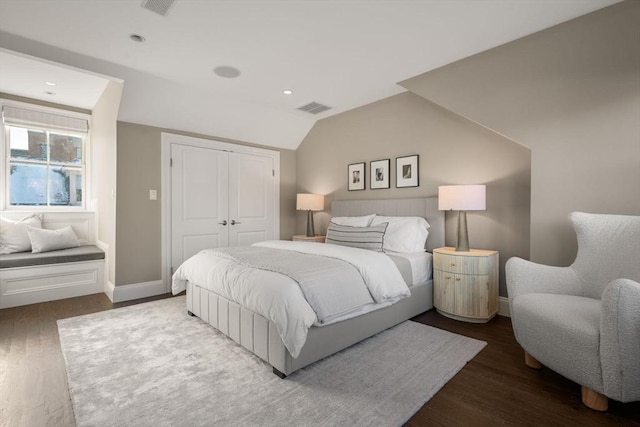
[
  {"left": 296, "top": 193, "right": 324, "bottom": 211},
  {"left": 438, "top": 185, "right": 486, "bottom": 211}
]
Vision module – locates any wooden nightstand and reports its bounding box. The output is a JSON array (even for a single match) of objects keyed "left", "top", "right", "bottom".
[
  {"left": 433, "top": 247, "right": 499, "bottom": 323},
  {"left": 292, "top": 235, "right": 326, "bottom": 243}
]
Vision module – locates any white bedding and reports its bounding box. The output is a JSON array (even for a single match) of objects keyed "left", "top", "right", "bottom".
[
  {"left": 390, "top": 251, "right": 433, "bottom": 284},
  {"left": 172, "top": 240, "right": 410, "bottom": 358}
]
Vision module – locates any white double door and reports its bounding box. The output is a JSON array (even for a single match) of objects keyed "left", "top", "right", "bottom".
[{"left": 170, "top": 143, "right": 276, "bottom": 271}]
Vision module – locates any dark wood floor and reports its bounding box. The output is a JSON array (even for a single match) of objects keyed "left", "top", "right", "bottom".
[
  {"left": 1, "top": 294, "right": 638, "bottom": 427},
  {"left": 408, "top": 310, "right": 640, "bottom": 427}
]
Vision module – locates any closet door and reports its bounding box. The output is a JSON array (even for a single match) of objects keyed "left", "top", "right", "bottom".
[
  {"left": 171, "top": 144, "right": 229, "bottom": 270},
  {"left": 228, "top": 152, "right": 275, "bottom": 246}
]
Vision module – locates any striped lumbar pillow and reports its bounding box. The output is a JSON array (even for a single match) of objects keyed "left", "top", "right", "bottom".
[{"left": 325, "top": 222, "right": 388, "bottom": 252}]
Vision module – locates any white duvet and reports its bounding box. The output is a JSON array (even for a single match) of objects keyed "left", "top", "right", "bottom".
[{"left": 172, "top": 240, "right": 409, "bottom": 358}]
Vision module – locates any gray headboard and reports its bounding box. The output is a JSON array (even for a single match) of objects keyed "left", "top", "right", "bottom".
[{"left": 331, "top": 198, "right": 444, "bottom": 252}]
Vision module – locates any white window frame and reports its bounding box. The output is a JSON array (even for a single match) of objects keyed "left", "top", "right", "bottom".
[{"left": 0, "top": 99, "right": 92, "bottom": 212}]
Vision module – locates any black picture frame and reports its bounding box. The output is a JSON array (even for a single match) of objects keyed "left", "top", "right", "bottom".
[
  {"left": 396, "top": 155, "right": 419, "bottom": 188},
  {"left": 348, "top": 162, "right": 366, "bottom": 191},
  {"left": 370, "top": 159, "right": 390, "bottom": 189}
]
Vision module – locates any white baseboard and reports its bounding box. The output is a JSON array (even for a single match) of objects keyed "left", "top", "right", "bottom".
[
  {"left": 498, "top": 296, "right": 510, "bottom": 317},
  {"left": 104, "top": 280, "right": 116, "bottom": 302},
  {"left": 106, "top": 280, "right": 166, "bottom": 303}
]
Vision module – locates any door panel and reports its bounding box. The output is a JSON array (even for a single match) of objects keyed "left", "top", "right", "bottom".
[
  {"left": 182, "top": 234, "right": 220, "bottom": 261},
  {"left": 228, "top": 153, "right": 275, "bottom": 247},
  {"left": 235, "top": 231, "right": 268, "bottom": 247},
  {"left": 171, "top": 144, "right": 229, "bottom": 270},
  {"left": 455, "top": 275, "right": 490, "bottom": 317}
]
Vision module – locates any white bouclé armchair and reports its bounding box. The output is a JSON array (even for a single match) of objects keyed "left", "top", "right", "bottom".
[{"left": 506, "top": 212, "right": 640, "bottom": 411}]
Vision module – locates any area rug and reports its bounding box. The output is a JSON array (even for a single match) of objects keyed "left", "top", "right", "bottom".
[{"left": 58, "top": 296, "right": 486, "bottom": 427}]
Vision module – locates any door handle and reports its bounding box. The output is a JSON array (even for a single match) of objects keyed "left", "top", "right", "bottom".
[
  {"left": 219, "top": 220, "right": 227, "bottom": 226},
  {"left": 231, "top": 220, "right": 241, "bottom": 225}
]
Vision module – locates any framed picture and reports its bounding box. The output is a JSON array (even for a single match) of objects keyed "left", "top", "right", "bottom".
[
  {"left": 348, "top": 162, "right": 365, "bottom": 191},
  {"left": 396, "top": 155, "right": 419, "bottom": 188},
  {"left": 370, "top": 159, "right": 390, "bottom": 189}
]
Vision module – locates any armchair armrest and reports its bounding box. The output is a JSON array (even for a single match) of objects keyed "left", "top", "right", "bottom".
[
  {"left": 600, "top": 278, "right": 640, "bottom": 402},
  {"left": 505, "top": 257, "right": 582, "bottom": 301}
]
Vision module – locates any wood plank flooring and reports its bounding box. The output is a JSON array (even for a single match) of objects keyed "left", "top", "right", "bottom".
[
  {"left": 407, "top": 311, "right": 640, "bottom": 426},
  {"left": 1, "top": 294, "right": 638, "bottom": 427}
]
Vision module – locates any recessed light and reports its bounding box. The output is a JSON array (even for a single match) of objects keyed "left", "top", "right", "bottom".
[
  {"left": 45, "top": 81, "right": 56, "bottom": 86},
  {"left": 44, "top": 91, "right": 56, "bottom": 96},
  {"left": 283, "top": 89, "right": 293, "bottom": 95},
  {"left": 213, "top": 66, "right": 241, "bottom": 79},
  {"left": 130, "top": 34, "right": 146, "bottom": 43}
]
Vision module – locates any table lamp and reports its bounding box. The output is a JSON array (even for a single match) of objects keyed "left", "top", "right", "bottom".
[
  {"left": 438, "top": 185, "right": 486, "bottom": 251},
  {"left": 296, "top": 193, "right": 324, "bottom": 237}
]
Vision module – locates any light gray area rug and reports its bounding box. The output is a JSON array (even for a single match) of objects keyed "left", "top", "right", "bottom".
[{"left": 58, "top": 296, "right": 486, "bottom": 427}]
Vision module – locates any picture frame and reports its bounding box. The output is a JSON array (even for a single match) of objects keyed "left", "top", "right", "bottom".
[
  {"left": 396, "top": 155, "right": 419, "bottom": 188},
  {"left": 348, "top": 162, "right": 366, "bottom": 191},
  {"left": 370, "top": 159, "right": 390, "bottom": 189}
]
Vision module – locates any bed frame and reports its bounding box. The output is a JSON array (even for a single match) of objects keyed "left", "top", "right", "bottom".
[{"left": 186, "top": 197, "right": 444, "bottom": 377}]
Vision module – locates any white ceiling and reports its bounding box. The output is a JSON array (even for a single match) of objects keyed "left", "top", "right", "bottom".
[
  {"left": 0, "top": 0, "right": 620, "bottom": 150},
  {"left": 0, "top": 50, "right": 111, "bottom": 110}
]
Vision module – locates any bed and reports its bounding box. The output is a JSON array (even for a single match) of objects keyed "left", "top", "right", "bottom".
[{"left": 172, "top": 197, "right": 444, "bottom": 377}]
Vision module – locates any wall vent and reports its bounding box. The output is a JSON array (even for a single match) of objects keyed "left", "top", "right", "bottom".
[
  {"left": 141, "top": 0, "right": 176, "bottom": 17},
  {"left": 297, "top": 102, "right": 332, "bottom": 115}
]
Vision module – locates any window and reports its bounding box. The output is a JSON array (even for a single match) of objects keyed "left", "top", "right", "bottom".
[{"left": 2, "top": 102, "right": 90, "bottom": 209}]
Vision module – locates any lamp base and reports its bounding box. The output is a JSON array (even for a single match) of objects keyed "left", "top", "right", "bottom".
[
  {"left": 455, "top": 210, "right": 470, "bottom": 252},
  {"left": 306, "top": 210, "right": 315, "bottom": 237}
]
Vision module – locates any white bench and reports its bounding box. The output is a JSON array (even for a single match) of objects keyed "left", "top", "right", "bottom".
[{"left": 0, "top": 212, "right": 105, "bottom": 309}]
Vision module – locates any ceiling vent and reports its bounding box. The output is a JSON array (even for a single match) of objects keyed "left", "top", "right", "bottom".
[
  {"left": 297, "top": 102, "right": 332, "bottom": 115},
  {"left": 141, "top": 0, "right": 175, "bottom": 17}
]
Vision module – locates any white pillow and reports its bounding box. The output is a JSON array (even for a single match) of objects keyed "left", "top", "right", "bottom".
[
  {"left": 370, "top": 216, "right": 430, "bottom": 253},
  {"left": 26, "top": 225, "right": 80, "bottom": 253},
  {"left": 329, "top": 214, "right": 375, "bottom": 227},
  {"left": 0, "top": 213, "right": 43, "bottom": 254}
]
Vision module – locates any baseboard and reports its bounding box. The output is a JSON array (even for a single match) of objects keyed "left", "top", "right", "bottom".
[
  {"left": 104, "top": 280, "right": 116, "bottom": 302},
  {"left": 498, "top": 296, "right": 510, "bottom": 317},
  {"left": 108, "top": 280, "right": 166, "bottom": 303}
]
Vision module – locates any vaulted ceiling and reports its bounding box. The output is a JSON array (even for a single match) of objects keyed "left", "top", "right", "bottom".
[{"left": 0, "top": 0, "right": 620, "bottom": 149}]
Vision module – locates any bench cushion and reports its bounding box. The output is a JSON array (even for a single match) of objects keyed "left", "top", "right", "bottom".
[{"left": 0, "top": 245, "right": 105, "bottom": 269}]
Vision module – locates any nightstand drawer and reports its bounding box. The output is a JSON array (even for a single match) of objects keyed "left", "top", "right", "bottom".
[{"left": 433, "top": 253, "right": 491, "bottom": 275}]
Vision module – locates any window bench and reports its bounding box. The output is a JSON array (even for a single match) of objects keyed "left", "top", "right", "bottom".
[{"left": 0, "top": 245, "right": 105, "bottom": 309}]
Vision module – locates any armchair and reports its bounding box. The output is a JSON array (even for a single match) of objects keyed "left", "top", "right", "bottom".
[{"left": 506, "top": 212, "right": 640, "bottom": 411}]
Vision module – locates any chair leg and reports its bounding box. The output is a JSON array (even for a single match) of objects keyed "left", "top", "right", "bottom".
[
  {"left": 524, "top": 351, "right": 542, "bottom": 369},
  {"left": 581, "top": 386, "right": 608, "bottom": 411}
]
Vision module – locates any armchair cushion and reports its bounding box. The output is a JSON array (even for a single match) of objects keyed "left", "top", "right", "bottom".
[{"left": 512, "top": 293, "right": 603, "bottom": 393}]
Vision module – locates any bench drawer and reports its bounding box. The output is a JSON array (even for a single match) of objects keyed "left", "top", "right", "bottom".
[{"left": 0, "top": 260, "right": 104, "bottom": 309}]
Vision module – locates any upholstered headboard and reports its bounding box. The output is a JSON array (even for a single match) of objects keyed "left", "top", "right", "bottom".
[{"left": 331, "top": 198, "right": 444, "bottom": 252}]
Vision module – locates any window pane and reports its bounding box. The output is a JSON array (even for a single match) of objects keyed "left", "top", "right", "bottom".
[
  {"left": 10, "top": 128, "right": 47, "bottom": 161},
  {"left": 50, "top": 133, "right": 82, "bottom": 164},
  {"left": 9, "top": 162, "right": 47, "bottom": 206},
  {"left": 49, "top": 166, "right": 83, "bottom": 206}
]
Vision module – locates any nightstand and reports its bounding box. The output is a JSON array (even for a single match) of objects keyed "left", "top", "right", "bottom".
[
  {"left": 433, "top": 247, "right": 499, "bottom": 323},
  {"left": 292, "top": 235, "right": 326, "bottom": 243}
]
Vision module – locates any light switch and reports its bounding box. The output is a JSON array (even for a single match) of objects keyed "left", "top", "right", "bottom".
[{"left": 149, "top": 190, "right": 157, "bottom": 200}]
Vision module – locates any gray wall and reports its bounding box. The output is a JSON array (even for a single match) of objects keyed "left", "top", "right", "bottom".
[
  {"left": 400, "top": 0, "right": 640, "bottom": 267},
  {"left": 296, "top": 92, "right": 531, "bottom": 296},
  {"left": 115, "top": 122, "right": 297, "bottom": 286}
]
